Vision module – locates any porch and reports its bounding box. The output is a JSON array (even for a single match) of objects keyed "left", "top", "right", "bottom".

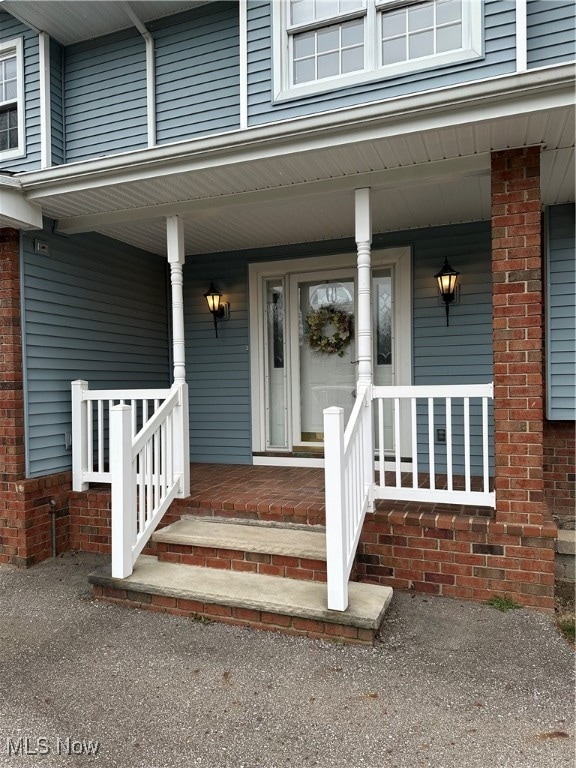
[
  {"left": 82, "top": 460, "right": 498, "bottom": 645},
  {"left": 170, "top": 462, "right": 494, "bottom": 524}
]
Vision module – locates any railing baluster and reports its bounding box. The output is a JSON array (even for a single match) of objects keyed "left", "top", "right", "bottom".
[
  {"left": 446, "top": 397, "right": 453, "bottom": 492},
  {"left": 428, "top": 398, "right": 435, "bottom": 490},
  {"left": 167, "top": 413, "right": 173, "bottom": 493},
  {"left": 411, "top": 398, "right": 418, "bottom": 489},
  {"left": 394, "top": 397, "right": 401, "bottom": 489},
  {"left": 146, "top": 440, "right": 153, "bottom": 522},
  {"left": 87, "top": 400, "right": 94, "bottom": 473},
  {"left": 131, "top": 401, "right": 137, "bottom": 437},
  {"left": 137, "top": 451, "right": 144, "bottom": 534},
  {"left": 378, "top": 397, "right": 385, "bottom": 488},
  {"left": 154, "top": 424, "right": 160, "bottom": 508},
  {"left": 97, "top": 399, "right": 104, "bottom": 473},
  {"left": 482, "top": 396, "right": 489, "bottom": 494},
  {"left": 143, "top": 399, "right": 149, "bottom": 426},
  {"left": 464, "top": 397, "right": 471, "bottom": 492}
]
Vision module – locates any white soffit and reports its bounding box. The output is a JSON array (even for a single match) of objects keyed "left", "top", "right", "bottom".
[
  {"left": 84, "top": 147, "right": 571, "bottom": 256},
  {"left": 541, "top": 147, "right": 575, "bottom": 205},
  {"left": 94, "top": 175, "right": 494, "bottom": 256},
  {"left": 1, "top": 1, "right": 206, "bottom": 45}
]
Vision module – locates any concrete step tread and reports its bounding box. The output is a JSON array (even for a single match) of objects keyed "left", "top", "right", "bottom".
[
  {"left": 152, "top": 518, "right": 327, "bottom": 560},
  {"left": 89, "top": 555, "right": 392, "bottom": 630}
]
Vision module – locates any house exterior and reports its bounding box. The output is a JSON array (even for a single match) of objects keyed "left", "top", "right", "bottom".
[{"left": 0, "top": 1, "right": 574, "bottom": 622}]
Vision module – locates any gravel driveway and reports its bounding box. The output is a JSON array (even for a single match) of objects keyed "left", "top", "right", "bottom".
[{"left": 0, "top": 552, "right": 573, "bottom": 768}]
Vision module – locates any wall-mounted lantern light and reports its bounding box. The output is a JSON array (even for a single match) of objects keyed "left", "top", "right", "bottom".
[
  {"left": 434, "top": 258, "right": 460, "bottom": 327},
  {"left": 204, "top": 280, "right": 230, "bottom": 337}
]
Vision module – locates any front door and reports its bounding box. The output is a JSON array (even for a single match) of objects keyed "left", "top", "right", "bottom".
[
  {"left": 290, "top": 270, "right": 356, "bottom": 447},
  {"left": 249, "top": 248, "right": 412, "bottom": 459}
]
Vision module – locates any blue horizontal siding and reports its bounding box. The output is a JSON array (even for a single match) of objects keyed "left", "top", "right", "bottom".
[
  {"left": 152, "top": 2, "right": 240, "bottom": 144},
  {"left": 0, "top": 11, "right": 41, "bottom": 171},
  {"left": 248, "top": 0, "right": 516, "bottom": 125},
  {"left": 411, "top": 221, "right": 493, "bottom": 476},
  {"left": 527, "top": 0, "right": 576, "bottom": 68},
  {"left": 64, "top": 28, "right": 147, "bottom": 161},
  {"left": 185, "top": 221, "right": 493, "bottom": 468},
  {"left": 22, "top": 227, "right": 170, "bottom": 477},
  {"left": 546, "top": 204, "right": 576, "bottom": 420}
]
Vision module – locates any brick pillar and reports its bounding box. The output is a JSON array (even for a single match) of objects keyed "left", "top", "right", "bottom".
[
  {"left": 0, "top": 227, "right": 26, "bottom": 481},
  {"left": 491, "top": 147, "right": 545, "bottom": 527}
]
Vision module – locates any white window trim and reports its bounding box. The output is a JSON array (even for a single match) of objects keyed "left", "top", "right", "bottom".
[
  {"left": 0, "top": 37, "right": 25, "bottom": 161},
  {"left": 273, "top": 0, "right": 484, "bottom": 102}
]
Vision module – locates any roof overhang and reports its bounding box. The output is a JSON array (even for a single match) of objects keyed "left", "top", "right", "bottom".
[
  {"left": 0, "top": 177, "right": 43, "bottom": 230},
  {"left": 0, "top": 1, "right": 208, "bottom": 45},
  {"left": 15, "top": 64, "right": 576, "bottom": 255}
]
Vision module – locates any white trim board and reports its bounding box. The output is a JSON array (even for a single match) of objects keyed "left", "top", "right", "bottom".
[{"left": 38, "top": 32, "right": 52, "bottom": 168}]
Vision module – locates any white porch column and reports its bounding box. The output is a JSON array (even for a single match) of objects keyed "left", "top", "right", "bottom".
[
  {"left": 166, "top": 215, "right": 190, "bottom": 497},
  {"left": 166, "top": 216, "right": 186, "bottom": 384},
  {"left": 355, "top": 188, "right": 372, "bottom": 387}
]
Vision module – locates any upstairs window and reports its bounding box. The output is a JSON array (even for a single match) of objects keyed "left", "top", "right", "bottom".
[
  {"left": 290, "top": 0, "right": 366, "bottom": 84},
  {"left": 0, "top": 39, "right": 24, "bottom": 160},
  {"left": 380, "top": 0, "right": 464, "bottom": 65},
  {"left": 274, "top": 0, "right": 483, "bottom": 100}
]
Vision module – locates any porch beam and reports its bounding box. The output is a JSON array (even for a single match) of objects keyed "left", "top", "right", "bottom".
[
  {"left": 166, "top": 216, "right": 186, "bottom": 385},
  {"left": 355, "top": 188, "right": 372, "bottom": 388}
]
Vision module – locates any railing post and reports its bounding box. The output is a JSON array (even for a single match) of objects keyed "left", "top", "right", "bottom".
[
  {"left": 110, "top": 404, "right": 136, "bottom": 579},
  {"left": 324, "top": 406, "right": 348, "bottom": 612},
  {"left": 71, "top": 379, "right": 89, "bottom": 492},
  {"left": 174, "top": 382, "right": 190, "bottom": 497}
]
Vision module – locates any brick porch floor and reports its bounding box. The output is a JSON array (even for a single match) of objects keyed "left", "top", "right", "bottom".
[{"left": 170, "top": 463, "right": 494, "bottom": 526}]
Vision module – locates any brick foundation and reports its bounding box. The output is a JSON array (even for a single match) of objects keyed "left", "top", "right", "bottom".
[
  {"left": 357, "top": 507, "right": 556, "bottom": 611},
  {"left": 0, "top": 472, "right": 72, "bottom": 566},
  {"left": 544, "top": 420, "right": 576, "bottom": 525}
]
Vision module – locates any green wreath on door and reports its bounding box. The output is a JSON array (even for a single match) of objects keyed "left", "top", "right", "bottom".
[{"left": 306, "top": 305, "right": 354, "bottom": 358}]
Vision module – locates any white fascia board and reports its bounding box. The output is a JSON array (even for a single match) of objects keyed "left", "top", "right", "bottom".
[
  {"left": 18, "top": 63, "right": 576, "bottom": 199},
  {"left": 0, "top": 183, "right": 43, "bottom": 229}
]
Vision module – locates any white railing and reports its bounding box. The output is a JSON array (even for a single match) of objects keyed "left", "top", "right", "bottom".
[
  {"left": 373, "top": 383, "right": 494, "bottom": 508},
  {"left": 324, "top": 384, "right": 374, "bottom": 612},
  {"left": 71, "top": 380, "right": 172, "bottom": 490},
  {"left": 110, "top": 382, "right": 190, "bottom": 578},
  {"left": 324, "top": 381, "right": 494, "bottom": 611}
]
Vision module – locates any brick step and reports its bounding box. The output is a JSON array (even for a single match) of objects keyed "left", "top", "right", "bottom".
[
  {"left": 152, "top": 518, "right": 328, "bottom": 581},
  {"left": 89, "top": 555, "right": 393, "bottom": 645}
]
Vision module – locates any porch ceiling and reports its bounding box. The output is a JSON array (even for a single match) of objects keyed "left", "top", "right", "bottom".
[{"left": 16, "top": 73, "right": 576, "bottom": 256}]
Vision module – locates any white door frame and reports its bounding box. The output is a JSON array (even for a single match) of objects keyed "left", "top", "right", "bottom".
[{"left": 248, "top": 247, "right": 412, "bottom": 464}]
